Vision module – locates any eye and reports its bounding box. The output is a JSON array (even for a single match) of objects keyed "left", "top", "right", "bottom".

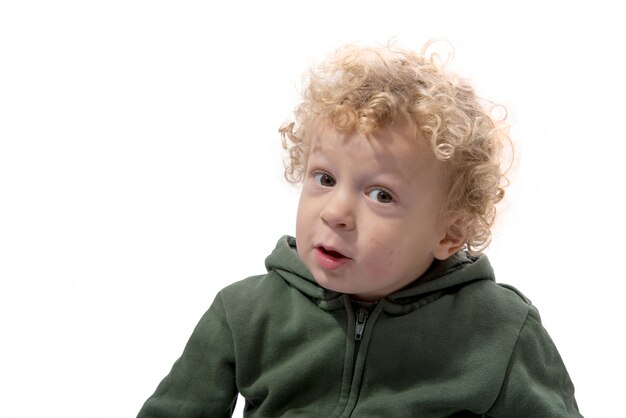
[
  {"left": 313, "top": 172, "right": 336, "bottom": 187},
  {"left": 368, "top": 188, "right": 394, "bottom": 203}
]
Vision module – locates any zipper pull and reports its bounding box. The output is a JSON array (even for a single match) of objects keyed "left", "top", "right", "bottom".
[{"left": 355, "top": 308, "right": 369, "bottom": 341}]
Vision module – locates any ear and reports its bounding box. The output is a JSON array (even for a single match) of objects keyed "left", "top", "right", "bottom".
[{"left": 432, "top": 217, "right": 466, "bottom": 260}]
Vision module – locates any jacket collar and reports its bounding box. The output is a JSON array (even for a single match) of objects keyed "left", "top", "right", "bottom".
[{"left": 265, "top": 235, "right": 495, "bottom": 313}]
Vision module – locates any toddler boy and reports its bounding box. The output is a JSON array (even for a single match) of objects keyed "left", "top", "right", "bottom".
[{"left": 138, "top": 42, "right": 581, "bottom": 417}]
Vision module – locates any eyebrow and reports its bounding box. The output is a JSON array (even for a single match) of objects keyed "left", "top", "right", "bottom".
[
  {"left": 370, "top": 164, "right": 413, "bottom": 185},
  {"left": 307, "top": 139, "right": 417, "bottom": 186},
  {"left": 310, "top": 153, "right": 412, "bottom": 186}
]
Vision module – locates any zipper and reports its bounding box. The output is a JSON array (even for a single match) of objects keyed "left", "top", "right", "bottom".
[
  {"left": 333, "top": 302, "right": 376, "bottom": 417},
  {"left": 354, "top": 307, "right": 369, "bottom": 341}
]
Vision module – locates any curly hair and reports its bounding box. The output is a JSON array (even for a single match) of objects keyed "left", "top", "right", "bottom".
[{"left": 279, "top": 41, "right": 512, "bottom": 254}]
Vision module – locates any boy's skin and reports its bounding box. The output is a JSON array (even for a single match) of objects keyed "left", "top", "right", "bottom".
[{"left": 296, "top": 115, "right": 464, "bottom": 302}]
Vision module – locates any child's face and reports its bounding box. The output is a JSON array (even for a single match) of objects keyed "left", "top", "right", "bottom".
[{"left": 295, "top": 117, "right": 458, "bottom": 301}]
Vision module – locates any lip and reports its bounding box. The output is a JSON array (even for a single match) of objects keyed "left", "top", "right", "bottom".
[{"left": 314, "top": 245, "right": 352, "bottom": 270}]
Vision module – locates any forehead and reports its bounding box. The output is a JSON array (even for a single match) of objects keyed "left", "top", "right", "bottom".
[{"left": 308, "top": 117, "right": 444, "bottom": 181}]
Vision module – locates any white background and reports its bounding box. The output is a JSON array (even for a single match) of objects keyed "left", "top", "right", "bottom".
[{"left": 1, "top": 1, "right": 624, "bottom": 416}]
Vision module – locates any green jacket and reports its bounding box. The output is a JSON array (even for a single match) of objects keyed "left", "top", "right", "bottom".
[{"left": 138, "top": 236, "right": 581, "bottom": 417}]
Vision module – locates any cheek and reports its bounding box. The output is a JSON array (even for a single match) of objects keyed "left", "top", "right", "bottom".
[
  {"left": 295, "top": 196, "right": 313, "bottom": 230},
  {"left": 362, "top": 236, "right": 400, "bottom": 278}
]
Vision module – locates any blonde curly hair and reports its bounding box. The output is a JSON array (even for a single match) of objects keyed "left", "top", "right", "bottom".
[{"left": 280, "top": 41, "right": 512, "bottom": 254}]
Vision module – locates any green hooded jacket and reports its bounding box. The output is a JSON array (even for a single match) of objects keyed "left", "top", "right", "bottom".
[{"left": 138, "top": 236, "right": 581, "bottom": 417}]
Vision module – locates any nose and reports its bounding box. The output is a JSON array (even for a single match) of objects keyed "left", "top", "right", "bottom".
[{"left": 320, "top": 190, "right": 356, "bottom": 231}]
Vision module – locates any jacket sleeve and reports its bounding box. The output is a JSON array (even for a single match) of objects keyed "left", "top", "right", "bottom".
[
  {"left": 137, "top": 292, "right": 238, "bottom": 418},
  {"left": 487, "top": 304, "right": 582, "bottom": 417}
]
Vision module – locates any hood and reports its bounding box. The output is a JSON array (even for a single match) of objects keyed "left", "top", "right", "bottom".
[{"left": 265, "top": 235, "right": 495, "bottom": 314}]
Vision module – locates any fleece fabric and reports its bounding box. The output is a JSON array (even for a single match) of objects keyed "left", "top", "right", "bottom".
[{"left": 138, "top": 236, "right": 581, "bottom": 417}]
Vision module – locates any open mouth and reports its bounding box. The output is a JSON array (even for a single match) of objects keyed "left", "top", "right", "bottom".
[
  {"left": 319, "top": 246, "right": 347, "bottom": 259},
  {"left": 314, "top": 245, "right": 352, "bottom": 270}
]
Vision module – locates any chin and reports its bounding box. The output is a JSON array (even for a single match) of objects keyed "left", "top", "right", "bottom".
[{"left": 309, "top": 270, "right": 338, "bottom": 290}]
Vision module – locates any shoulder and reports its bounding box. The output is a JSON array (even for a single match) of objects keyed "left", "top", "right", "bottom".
[
  {"left": 434, "top": 279, "right": 537, "bottom": 371},
  {"left": 453, "top": 279, "right": 532, "bottom": 325},
  {"left": 212, "top": 270, "right": 315, "bottom": 327},
  {"left": 217, "top": 270, "right": 291, "bottom": 307}
]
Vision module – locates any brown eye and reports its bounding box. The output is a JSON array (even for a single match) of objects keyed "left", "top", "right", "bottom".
[
  {"left": 368, "top": 188, "right": 394, "bottom": 203},
  {"left": 314, "top": 173, "right": 336, "bottom": 187}
]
